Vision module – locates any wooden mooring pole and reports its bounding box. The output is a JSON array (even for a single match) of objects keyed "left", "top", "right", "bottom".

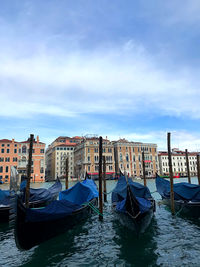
[
  {"left": 142, "top": 151, "right": 147, "bottom": 187},
  {"left": 25, "top": 134, "right": 34, "bottom": 208},
  {"left": 98, "top": 136, "right": 103, "bottom": 220},
  {"left": 197, "top": 154, "right": 200, "bottom": 185},
  {"left": 167, "top": 132, "right": 175, "bottom": 215},
  {"left": 185, "top": 149, "right": 191, "bottom": 184},
  {"left": 103, "top": 156, "right": 107, "bottom": 202},
  {"left": 65, "top": 157, "right": 69, "bottom": 189}
]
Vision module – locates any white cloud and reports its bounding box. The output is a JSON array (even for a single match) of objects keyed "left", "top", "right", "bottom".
[{"left": 0, "top": 41, "right": 199, "bottom": 120}]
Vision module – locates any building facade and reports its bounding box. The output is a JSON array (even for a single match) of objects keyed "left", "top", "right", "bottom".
[
  {"left": 113, "top": 139, "right": 159, "bottom": 177},
  {"left": 45, "top": 136, "right": 83, "bottom": 180},
  {"left": 159, "top": 149, "right": 198, "bottom": 177},
  {"left": 0, "top": 136, "right": 45, "bottom": 183},
  {"left": 74, "top": 137, "right": 115, "bottom": 179}
]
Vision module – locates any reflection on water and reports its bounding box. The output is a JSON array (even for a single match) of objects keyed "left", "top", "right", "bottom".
[{"left": 0, "top": 178, "right": 200, "bottom": 266}]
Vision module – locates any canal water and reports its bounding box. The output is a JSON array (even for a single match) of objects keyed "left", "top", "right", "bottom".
[{"left": 0, "top": 178, "right": 200, "bottom": 266}]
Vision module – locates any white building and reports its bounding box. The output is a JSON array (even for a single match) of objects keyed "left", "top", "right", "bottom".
[{"left": 159, "top": 149, "right": 198, "bottom": 177}]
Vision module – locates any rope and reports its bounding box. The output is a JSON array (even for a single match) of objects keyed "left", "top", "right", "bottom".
[
  {"left": 83, "top": 202, "right": 104, "bottom": 217},
  {"left": 150, "top": 190, "right": 157, "bottom": 194},
  {"left": 175, "top": 202, "right": 187, "bottom": 216}
]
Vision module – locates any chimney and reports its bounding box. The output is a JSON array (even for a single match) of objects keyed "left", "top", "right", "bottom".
[{"left": 37, "top": 136, "right": 39, "bottom": 143}]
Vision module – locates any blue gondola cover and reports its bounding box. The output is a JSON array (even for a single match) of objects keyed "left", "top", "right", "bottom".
[
  {"left": 156, "top": 174, "right": 200, "bottom": 201},
  {"left": 21, "top": 180, "right": 62, "bottom": 202},
  {"left": 0, "top": 189, "right": 10, "bottom": 205},
  {"left": 59, "top": 179, "right": 98, "bottom": 205},
  {"left": 112, "top": 176, "right": 152, "bottom": 214},
  {"left": 26, "top": 179, "right": 98, "bottom": 222}
]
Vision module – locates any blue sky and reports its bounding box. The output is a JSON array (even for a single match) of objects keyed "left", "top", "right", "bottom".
[{"left": 0, "top": 0, "right": 200, "bottom": 150}]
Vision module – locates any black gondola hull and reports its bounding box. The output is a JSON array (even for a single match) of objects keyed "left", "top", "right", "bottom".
[
  {"left": 0, "top": 206, "right": 10, "bottom": 223},
  {"left": 113, "top": 204, "right": 154, "bottom": 234},
  {"left": 162, "top": 198, "right": 200, "bottom": 218},
  {"left": 0, "top": 196, "right": 58, "bottom": 223},
  {"left": 15, "top": 198, "right": 97, "bottom": 250}
]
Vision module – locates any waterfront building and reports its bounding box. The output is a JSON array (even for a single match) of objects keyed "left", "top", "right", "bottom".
[
  {"left": 0, "top": 136, "right": 45, "bottom": 183},
  {"left": 159, "top": 148, "right": 198, "bottom": 177},
  {"left": 45, "top": 136, "right": 83, "bottom": 180},
  {"left": 74, "top": 136, "right": 115, "bottom": 179},
  {"left": 113, "top": 139, "right": 159, "bottom": 177}
]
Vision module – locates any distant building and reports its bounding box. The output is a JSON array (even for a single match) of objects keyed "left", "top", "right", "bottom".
[
  {"left": 74, "top": 137, "right": 115, "bottom": 179},
  {"left": 0, "top": 136, "right": 45, "bottom": 183},
  {"left": 159, "top": 149, "right": 198, "bottom": 177},
  {"left": 113, "top": 139, "right": 159, "bottom": 177},
  {"left": 45, "top": 136, "right": 83, "bottom": 180}
]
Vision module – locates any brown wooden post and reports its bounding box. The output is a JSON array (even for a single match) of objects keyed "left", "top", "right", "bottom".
[
  {"left": 65, "top": 157, "right": 69, "bottom": 189},
  {"left": 197, "top": 154, "right": 200, "bottom": 185},
  {"left": 185, "top": 149, "right": 191, "bottom": 184},
  {"left": 25, "top": 134, "right": 34, "bottom": 208},
  {"left": 142, "top": 151, "right": 147, "bottom": 187},
  {"left": 103, "top": 156, "right": 107, "bottom": 202},
  {"left": 167, "top": 132, "right": 175, "bottom": 215},
  {"left": 98, "top": 136, "right": 103, "bottom": 220}
]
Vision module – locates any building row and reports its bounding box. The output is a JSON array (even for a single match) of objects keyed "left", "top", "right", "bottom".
[
  {"left": 46, "top": 136, "right": 159, "bottom": 180},
  {"left": 1, "top": 135, "right": 200, "bottom": 184}
]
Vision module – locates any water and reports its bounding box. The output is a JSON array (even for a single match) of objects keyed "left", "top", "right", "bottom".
[{"left": 1, "top": 178, "right": 200, "bottom": 266}]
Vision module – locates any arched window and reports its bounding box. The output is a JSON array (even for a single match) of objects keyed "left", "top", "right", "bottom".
[
  {"left": 22, "top": 146, "right": 26, "bottom": 153},
  {"left": 120, "top": 153, "right": 123, "bottom": 162},
  {"left": 126, "top": 154, "right": 129, "bottom": 162}
]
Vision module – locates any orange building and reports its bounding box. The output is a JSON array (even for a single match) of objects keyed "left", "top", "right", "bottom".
[
  {"left": 0, "top": 136, "right": 45, "bottom": 184},
  {"left": 0, "top": 139, "right": 19, "bottom": 183}
]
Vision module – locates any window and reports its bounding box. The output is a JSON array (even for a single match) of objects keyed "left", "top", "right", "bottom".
[
  {"left": 88, "top": 148, "right": 90, "bottom": 153},
  {"left": 14, "top": 144, "right": 17, "bottom": 147},
  {"left": 1, "top": 149, "right": 4, "bottom": 153},
  {"left": 14, "top": 149, "right": 17, "bottom": 153},
  {"left": 126, "top": 154, "right": 129, "bottom": 162},
  {"left": 0, "top": 166, "right": 3, "bottom": 172},
  {"left": 5, "top": 158, "right": 10, "bottom": 162},
  {"left": 94, "top": 148, "right": 98, "bottom": 153},
  {"left": 0, "top": 158, "right": 4, "bottom": 162},
  {"left": 19, "top": 149, "right": 21, "bottom": 153},
  {"left": 127, "top": 164, "right": 129, "bottom": 168},
  {"left": 22, "top": 146, "right": 26, "bottom": 153},
  {"left": 40, "top": 149, "right": 44, "bottom": 153},
  {"left": 6, "top": 166, "right": 9, "bottom": 172},
  {"left": 7, "top": 149, "right": 10, "bottom": 153},
  {"left": 133, "top": 155, "right": 135, "bottom": 161},
  {"left": 120, "top": 153, "right": 123, "bottom": 162},
  {"left": 7, "top": 144, "right": 10, "bottom": 147},
  {"left": 13, "top": 157, "right": 18, "bottom": 162},
  {"left": 2, "top": 144, "right": 4, "bottom": 147},
  {"left": 40, "top": 168, "right": 44, "bottom": 173},
  {"left": 88, "top": 166, "right": 90, "bottom": 171},
  {"left": 88, "top": 156, "right": 90, "bottom": 162}
]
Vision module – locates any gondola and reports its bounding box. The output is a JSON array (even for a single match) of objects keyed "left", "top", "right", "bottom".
[
  {"left": 156, "top": 174, "right": 200, "bottom": 218},
  {"left": 15, "top": 179, "right": 99, "bottom": 250},
  {"left": 112, "top": 175, "right": 155, "bottom": 234},
  {"left": 0, "top": 179, "right": 62, "bottom": 223}
]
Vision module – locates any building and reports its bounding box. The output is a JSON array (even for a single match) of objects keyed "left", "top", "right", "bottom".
[
  {"left": 113, "top": 139, "right": 159, "bottom": 177},
  {"left": 0, "top": 136, "right": 45, "bottom": 183},
  {"left": 0, "top": 139, "right": 19, "bottom": 183},
  {"left": 159, "top": 148, "right": 198, "bottom": 177},
  {"left": 74, "top": 136, "right": 115, "bottom": 179},
  {"left": 45, "top": 136, "right": 83, "bottom": 180}
]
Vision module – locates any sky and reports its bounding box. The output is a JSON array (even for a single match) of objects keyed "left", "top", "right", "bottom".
[{"left": 0, "top": 0, "right": 200, "bottom": 150}]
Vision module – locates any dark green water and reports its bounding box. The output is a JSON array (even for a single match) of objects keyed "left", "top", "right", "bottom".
[{"left": 1, "top": 178, "right": 200, "bottom": 266}]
